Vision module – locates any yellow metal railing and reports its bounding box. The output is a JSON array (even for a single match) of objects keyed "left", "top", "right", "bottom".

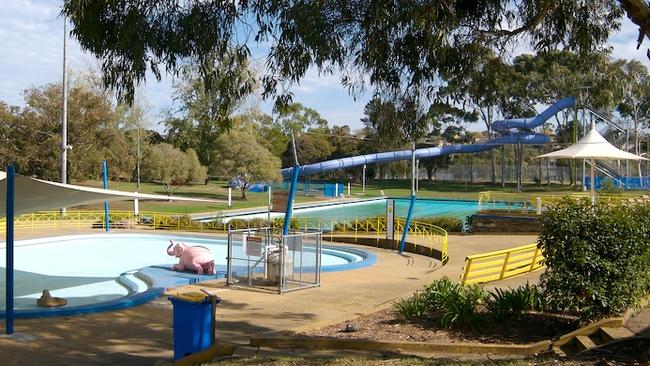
[
  {"left": 321, "top": 216, "right": 449, "bottom": 263},
  {"left": 460, "top": 243, "right": 544, "bottom": 285},
  {"left": 477, "top": 190, "right": 643, "bottom": 212}
]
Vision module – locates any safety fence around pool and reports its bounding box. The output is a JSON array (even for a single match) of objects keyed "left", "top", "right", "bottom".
[
  {"left": 0, "top": 210, "right": 448, "bottom": 265},
  {"left": 477, "top": 191, "right": 647, "bottom": 212},
  {"left": 460, "top": 243, "right": 544, "bottom": 285}
]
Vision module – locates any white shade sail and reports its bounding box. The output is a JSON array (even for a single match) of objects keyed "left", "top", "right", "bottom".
[
  {"left": 537, "top": 128, "right": 648, "bottom": 161},
  {"left": 0, "top": 173, "right": 224, "bottom": 217}
]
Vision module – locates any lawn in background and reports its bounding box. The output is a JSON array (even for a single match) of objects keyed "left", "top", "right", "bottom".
[{"left": 72, "top": 180, "right": 326, "bottom": 214}]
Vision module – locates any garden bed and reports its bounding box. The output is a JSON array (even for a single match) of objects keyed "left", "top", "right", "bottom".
[{"left": 302, "top": 307, "right": 578, "bottom": 345}]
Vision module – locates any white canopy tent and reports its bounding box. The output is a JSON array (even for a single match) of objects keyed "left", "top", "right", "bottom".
[
  {"left": 536, "top": 127, "right": 647, "bottom": 200},
  {"left": 0, "top": 171, "right": 222, "bottom": 217}
]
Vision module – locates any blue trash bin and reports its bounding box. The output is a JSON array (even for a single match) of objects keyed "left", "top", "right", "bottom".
[{"left": 168, "top": 292, "right": 220, "bottom": 360}]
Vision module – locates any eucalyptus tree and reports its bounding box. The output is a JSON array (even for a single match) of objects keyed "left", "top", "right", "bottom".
[
  {"left": 17, "top": 82, "right": 133, "bottom": 181},
  {"left": 511, "top": 50, "right": 622, "bottom": 185},
  {"left": 141, "top": 143, "right": 208, "bottom": 195},
  {"left": 63, "top": 0, "right": 638, "bottom": 140},
  {"left": 211, "top": 130, "right": 281, "bottom": 199},
  {"left": 614, "top": 60, "right": 650, "bottom": 176},
  {"left": 163, "top": 50, "right": 256, "bottom": 166},
  {"left": 276, "top": 102, "right": 328, "bottom": 135},
  {"left": 442, "top": 53, "right": 517, "bottom": 185}
]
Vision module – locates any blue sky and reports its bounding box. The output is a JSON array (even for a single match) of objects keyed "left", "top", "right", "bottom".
[{"left": 1, "top": 0, "right": 649, "bottom": 132}]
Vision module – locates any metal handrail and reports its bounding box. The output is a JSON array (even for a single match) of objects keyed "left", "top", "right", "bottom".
[{"left": 461, "top": 243, "right": 544, "bottom": 285}]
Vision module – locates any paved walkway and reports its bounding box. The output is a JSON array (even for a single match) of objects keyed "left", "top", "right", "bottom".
[{"left": 0, "top": 230, "right": 539, "bottom": 365}]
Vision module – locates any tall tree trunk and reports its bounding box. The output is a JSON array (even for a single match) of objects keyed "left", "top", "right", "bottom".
[
  {"left": 487, "top": 108, "right": 496, "bottom": 185},
  {"left": 546, "top": 155, "right": 551, "bottom": 185},
  {"left": 513, "top": 144, "right": 518, "bottom": 190},
  {"left": 501, "top": 145, "right": 506, "bottom": 188},
  {"left": 516, "top": 145, "right": 520, "bottom": 191},
  {"left": 470, "top": 156, "right": 474, "bottom": 185},
  {"left": 538, "top": 151, "right": 542, "bottom": 188}
]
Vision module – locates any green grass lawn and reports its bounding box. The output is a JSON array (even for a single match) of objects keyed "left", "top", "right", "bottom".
[
  {"left": 72, "top": 180, "right": 327, "bottom": 214},
  {"left": 355, "top": 179, "right": 581, "bottom": 200}
]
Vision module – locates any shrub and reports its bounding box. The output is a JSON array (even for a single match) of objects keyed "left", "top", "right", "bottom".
[
  {"left": 416, "top": 217, "right": 464, "bottom": 232},
  {"left": 486, "top": 283, "right": 546, "bottom": 321},
  {"left": 422, "top": 277, "right": 487, "bottom": 329},
  {"left": 438, "top": 283, "right": 487, "bottom": 329},
  {"left": 393, "top": 291, "right": 430, "bottom": 321},
  {"left": 539, "top": 198, "right": 650, "bottom": 320},
  {"left": 227, "top": 217, "right": 299, "bottom": 230},
  {"left": 464, "top": 215, "right": 473, "bottom": 233},
  {"left": 599, "top": 178, "right": 622, "bottom": 194}
]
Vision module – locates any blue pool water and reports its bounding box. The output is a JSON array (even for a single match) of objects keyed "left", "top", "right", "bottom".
[
  {"left": 294, "top": 198, "right": 504, "bottom": 223},
  {"left": 221, "top": 198, "right": 510, "bottom": 227},
  {"left": 0, "top": 233, "right": 374, "bottom": 317}
]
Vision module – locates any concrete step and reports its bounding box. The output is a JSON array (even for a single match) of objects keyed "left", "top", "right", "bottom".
[
  {"left": 575, "top": 335, "right": 598, "bottom": 352},
  {"left": 599, "top": 326, "right": 634, "bottom": 342},
  {"left": 552, "top": 345, "right": 567, "bottom": 357}
]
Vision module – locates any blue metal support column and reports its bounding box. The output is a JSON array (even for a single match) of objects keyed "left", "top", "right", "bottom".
[
  {"left": 5, "top": 165, "right": 15, "bottom": 334},
  {"left": 103, "top": 161, "right": 110, "bottom": 232},
  {"left": 399, "top": 144, "right": 417, "bottom": 253},
  {"left": 282, "top": 165, "right": 301, "bottom": 235}
]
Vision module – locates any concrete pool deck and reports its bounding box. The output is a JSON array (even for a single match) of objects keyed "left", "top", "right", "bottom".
[{"left": 0, "top": 229, "right": 539, "bottom": 365}]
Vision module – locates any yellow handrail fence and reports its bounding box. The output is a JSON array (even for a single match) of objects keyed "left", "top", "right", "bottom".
[
  {"left": 316, "top": 216, "right": 448, "bottom": 263},
  {"left": 477, "top": 190, "right": 642, "bottom": 212},
  {"left": 460, "top": 243, "right": 544, "bottom": 285},
  {"left": 0, "top": 211, "right": 448, "bottom": 263}
]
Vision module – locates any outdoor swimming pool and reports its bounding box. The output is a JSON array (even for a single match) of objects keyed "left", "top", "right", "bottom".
[
  {"left": 295, "top": 198, "right": 508, "bottom": 222},
  {"left": 0, "top": 233, "right": 375, "bottom": 317},
  {"left": 217, "top": 197, "right": 512, "bottom": 227}
]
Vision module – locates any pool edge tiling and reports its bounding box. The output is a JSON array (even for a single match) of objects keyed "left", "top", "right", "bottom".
[{"left": 0, "top": 233, "right": 376, "bottom": 318}]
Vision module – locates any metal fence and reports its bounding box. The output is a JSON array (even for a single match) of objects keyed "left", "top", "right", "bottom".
[
  {"left": 226, "top": 227, "right": 322, "bottom": 294},
  {"left": 269, "top": 181, "right": 345, "bottom": 197},
  {"left": 461, "top": 243, "right": 544, "bottom": 285},
  {"left": 428, "top": 164, "right": 573, "bottom": 184}
]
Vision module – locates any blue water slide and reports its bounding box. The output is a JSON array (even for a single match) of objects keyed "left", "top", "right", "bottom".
[
  {"left": 492, "top": 96, "right": 576, "bottom": 133},
  {"left": 281, "top": 133, "right": 549, "bottom": 177},
  {"left": 280, "top": 97, "right": 575, "bottom": 178}
]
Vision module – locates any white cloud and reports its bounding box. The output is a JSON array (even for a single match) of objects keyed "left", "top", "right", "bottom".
[{"left": 609, "top": 21, "right": 650, "bottom": 68}]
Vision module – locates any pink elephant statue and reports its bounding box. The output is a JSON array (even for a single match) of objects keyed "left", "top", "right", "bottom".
[{"left": 167, "top": 240, "right": 215, "bottom": 275}]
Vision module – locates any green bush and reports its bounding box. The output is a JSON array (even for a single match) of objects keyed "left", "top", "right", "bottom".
[
  {"left": 393, "top": 291, "right": 430, "bottom": 321},
  {"left": 332, "top": 216, "right": 463, "bottom": 233},
  {"left": 599, "top": 178, "right": 622, "bottom": 194},
  {"left": 416, "top": 217, "right": 464, "bottom": 232},
  {"left": 421, "top": 277, "right": 487, "bottom": 329},
  {"left": 539, "top": 198, "right": 650, "bottom": 320},
  {"left": 227, "top": 217, "right": 299, "bottom": 230},
  {"left": 486, "top": 283, "right": 546, "bottom": 321},
  {"left": 438, "top": 283, "right": 487, "bottom": 329}
]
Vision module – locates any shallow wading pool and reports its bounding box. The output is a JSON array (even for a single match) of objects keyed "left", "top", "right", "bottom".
[{"left": 0, "top": 233, "right": 375, "bottom": 318}]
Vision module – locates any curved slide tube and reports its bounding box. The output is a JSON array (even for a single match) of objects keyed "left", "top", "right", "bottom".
[
  {"left": 281, "top": 133, "right": 548, "bottom": 177},
  {"left": 281, "top": 97, "right": 575, "bottom": 178},
  {"left": 492, "top": 96, "right": 576, "bottom": 133}
]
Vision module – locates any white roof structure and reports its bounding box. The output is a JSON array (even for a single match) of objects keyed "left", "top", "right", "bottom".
[
  {"left": 537, "top": 128, "right": 647, "bottom": 161},
  {"left": 0, "top": 173, "right": 223, "bottom": 217},
  {"left": 536, "top": 127, "right": 647, "bottom": 200}
]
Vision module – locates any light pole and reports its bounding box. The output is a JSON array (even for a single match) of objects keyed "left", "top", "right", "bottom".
[{"left": 61, "top": 17, "right": 68, "bottom": 186}]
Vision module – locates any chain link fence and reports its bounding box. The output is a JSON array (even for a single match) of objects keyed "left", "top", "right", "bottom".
[{"left": 226, "top": 228, "right": 322, "bottom": 294}]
